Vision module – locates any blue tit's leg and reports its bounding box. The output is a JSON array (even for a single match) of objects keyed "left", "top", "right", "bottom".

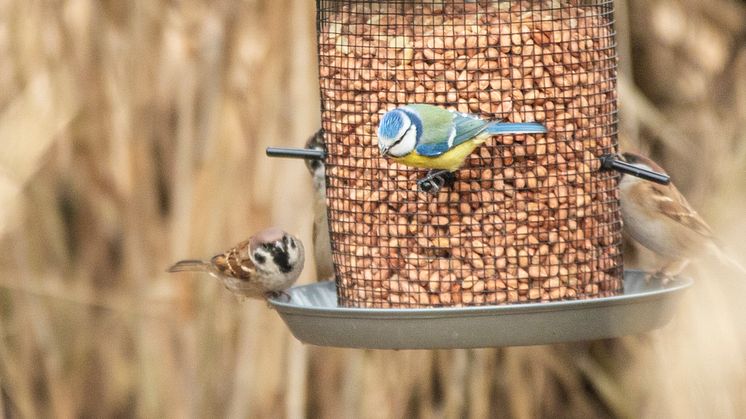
[
  {"left": 440, "top": 171, "right": 457, "bottom": 188},
  {"left": 416, "top": 177, "right": 441, "bottom": 194},
  {"left": 417, "top": 169, "right": 452, "bottom": 194}
]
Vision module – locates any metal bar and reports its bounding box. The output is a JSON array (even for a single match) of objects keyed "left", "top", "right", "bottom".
[
  {"left": 600, "top": 154, "right": 670, "bottom": 185},
  {"left": 266, "top": 147, "right": 326, "bottom": 160}
]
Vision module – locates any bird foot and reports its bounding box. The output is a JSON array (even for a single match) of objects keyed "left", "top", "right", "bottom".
[
  {"left": 265, "top": 290, "right": 291, "bottom": 302},
  {"left": 416, "top": 170, "right": 456, "bottom": 195},
  {"left": 645, "top": 271, "right": 674, "bottom": 286}
]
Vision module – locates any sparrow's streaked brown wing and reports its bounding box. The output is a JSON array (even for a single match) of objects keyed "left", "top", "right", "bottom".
[
  {"left": 650, "top": 183, "right": 714, "bottom": 239},
  {"left": 211, "top": 240, "right": 256, "bottom": 280}
]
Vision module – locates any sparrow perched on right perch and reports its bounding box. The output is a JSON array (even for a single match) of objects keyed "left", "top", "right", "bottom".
[
  {"left": 305, "top": 130, "right": 334, "bottom": 281},
  {"left": 168, "top": 228, "right": 305, "bottom": 300},
  {"left": 619, "top": 152, "right": 745, "bottom": 282}
]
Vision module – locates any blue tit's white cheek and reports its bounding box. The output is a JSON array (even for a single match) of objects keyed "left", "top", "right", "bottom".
[{"left": 389, "top": 125, "right": 418, "bottom": 157}]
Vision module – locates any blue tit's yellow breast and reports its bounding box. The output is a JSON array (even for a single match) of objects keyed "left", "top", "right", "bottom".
[{"left": 392, "top": 137, "right": 485, "bottom": 172}]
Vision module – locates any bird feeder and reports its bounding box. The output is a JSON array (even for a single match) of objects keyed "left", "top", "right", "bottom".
[
  {"left": 319, "top": 0, "right": 622, "bottom": 308},
  {"left": 266, "top": 0, "right": 688, "bottom": 348}
]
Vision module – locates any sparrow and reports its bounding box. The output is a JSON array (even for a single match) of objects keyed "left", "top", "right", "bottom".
[
  {"left": 619, "top": 152, "right": 745, "bottom": 282},
  {"left": 168, "top": 227, "right": 305, "bottom": 300},
  {"left": 305, "top": 130, "right": 334, "bottom": 281}
]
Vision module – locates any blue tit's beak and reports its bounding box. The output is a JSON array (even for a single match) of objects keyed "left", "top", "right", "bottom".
[{"left": 380, "top": 144, "right": 390, "bottom": 157}]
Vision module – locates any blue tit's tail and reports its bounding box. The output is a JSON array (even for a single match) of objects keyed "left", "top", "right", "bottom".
[{"left": 485, "top": 121, "right": 547, "bottom": 135}]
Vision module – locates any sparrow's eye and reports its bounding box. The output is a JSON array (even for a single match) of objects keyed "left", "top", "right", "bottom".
[
  {"left": 253, "top": 252, "right": 266, "bottom": 264},
  {"left": 289, "top": 239, "right": 296, "bottom": 249}
]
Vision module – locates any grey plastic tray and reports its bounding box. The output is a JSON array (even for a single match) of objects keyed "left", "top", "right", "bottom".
[{"left": 269, "top": 270, "right": 691, "bottom": 349}]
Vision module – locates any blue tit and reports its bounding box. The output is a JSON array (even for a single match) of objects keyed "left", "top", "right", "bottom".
[{"left": 377, "top": 104, "right": 547, "bottom": 192}]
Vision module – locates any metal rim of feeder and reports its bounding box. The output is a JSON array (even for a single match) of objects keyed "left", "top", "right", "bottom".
[{"left": 269, "top": 271, "right": 691, "bottom": 349}]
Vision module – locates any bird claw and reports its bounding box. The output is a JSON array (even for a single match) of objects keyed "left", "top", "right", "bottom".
[
  {"left": 417, "top": 170, "right": 456, "bottom": 195},
  {"left": 645, "top": 271, "right": 674, "bottom": 286},
  {"left": 265, "top": 290, "right": 291, "bottom": 302},
  {"left": 417, "top": 177, "right": 444, "bottom": 194}
]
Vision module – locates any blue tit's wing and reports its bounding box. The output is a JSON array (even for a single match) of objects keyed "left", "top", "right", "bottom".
[
  {"left": 451, "top": 113, "right": 547, "bottom": 144},
  {"left": 450, "top": 112, "right": 491, "bottom": 147}
]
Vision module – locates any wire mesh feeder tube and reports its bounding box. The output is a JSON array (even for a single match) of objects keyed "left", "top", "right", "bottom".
[{"left": 317, "top": 0, "right": 622, "bottom": 308}]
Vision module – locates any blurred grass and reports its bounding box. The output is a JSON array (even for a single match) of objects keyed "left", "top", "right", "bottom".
[{"left": 0, "top": 0, "right": 745, "bottom": 418}]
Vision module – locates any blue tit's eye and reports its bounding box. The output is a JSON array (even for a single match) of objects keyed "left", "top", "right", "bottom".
[
  {"left": 393, "top": 125, "right": 413, "bottom": 146},
  {"left": 254, "top": 252, "right": 266, "bottom": 264}
]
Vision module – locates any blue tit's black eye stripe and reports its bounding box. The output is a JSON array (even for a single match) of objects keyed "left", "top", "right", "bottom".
[
  {"left": 392, "top": 125, "right": 414, "bottom": 147},
  {"left": 399, "top": 108, "right": 423, "bottom": 142}
]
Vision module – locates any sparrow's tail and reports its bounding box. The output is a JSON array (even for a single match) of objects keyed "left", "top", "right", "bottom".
[
  {"left": 167, "top": 259, "right": 211, "bottom": 273},
  {"left": 485, "top": 121, "right": 548, "bottom": 135},
  {"left": 710, "top": 245, "right": 746, "bottom": 275}
]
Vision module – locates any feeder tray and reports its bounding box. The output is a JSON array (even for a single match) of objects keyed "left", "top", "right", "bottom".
[{"left": 268, "top": 270, "right": 691, "bottom": 349}]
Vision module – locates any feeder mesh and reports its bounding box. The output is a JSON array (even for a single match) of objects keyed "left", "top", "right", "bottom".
[{"left": 316, "top": 0, "right": 622, "bottom": 308}]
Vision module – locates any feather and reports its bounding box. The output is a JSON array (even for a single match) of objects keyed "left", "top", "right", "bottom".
[
  {"left": 168, "top": 260, "right": 210, "bottom": 273},
  {"left": 378, "top": 109, "right": 407, "bottom": 139},
  {"left": 484, "top": 122, "right": 548, "bottom": 134},
  {"left": 406, "top": 104, "right": 450, "bottom": 155},
  {"left": 709, "top": 243, "right": 746, "bottom": 274},
  {"left": 414, "top": 141, "right": 450, "bottom": 157},
  {"left": 451, "top": 112, "right": 490, "bottom": 146},
  {"left": 650, "top": 183, "right": 714, "bottom": 239},
  {"left": 412, "top": 107, "right": 488, "bottom": 157},
  {"left": 212, "top": 240, "right": 256, "bottom": 280}
]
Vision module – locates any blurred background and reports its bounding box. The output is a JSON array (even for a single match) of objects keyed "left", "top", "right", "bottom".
[{"left": 1, "top": 0, "right": 745, "bottom": 417}]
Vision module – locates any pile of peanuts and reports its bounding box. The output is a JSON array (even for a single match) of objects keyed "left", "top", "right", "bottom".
[{"left": 318, "top": 0, "right": 623, "bottom": 308}]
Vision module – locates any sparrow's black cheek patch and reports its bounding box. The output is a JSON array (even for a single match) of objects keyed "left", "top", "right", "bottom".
[
  {"left": 254, "top": 253, "right": 266, "bottom": 264},
  {"left": 273, "top": 252, "right": 293, "bottom": 273}
]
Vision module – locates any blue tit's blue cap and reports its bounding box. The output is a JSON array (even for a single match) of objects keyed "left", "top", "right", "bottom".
[{"left": 378, "top": 109, "right": 405, "bottom": 139}]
